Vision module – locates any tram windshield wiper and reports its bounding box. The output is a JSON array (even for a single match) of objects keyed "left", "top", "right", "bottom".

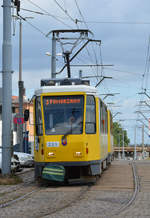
[{"left": 62, "top": 121, "right": 83, "bottom": 140}]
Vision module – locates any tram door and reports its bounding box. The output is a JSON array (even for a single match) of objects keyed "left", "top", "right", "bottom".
[{"left": 34, "top": 96, "right": 44, "bottom": 162}]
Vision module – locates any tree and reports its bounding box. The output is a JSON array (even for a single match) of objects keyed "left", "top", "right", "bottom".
[{"left": 112, "top": 122, "right": 130, "bottom": 147}]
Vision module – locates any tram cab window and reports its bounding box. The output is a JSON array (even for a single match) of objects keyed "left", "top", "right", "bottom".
[
  {"left": 85, "top": 95, "right": 96, "bottom": 134},
  {"left": 35, "top": 97, "right": 43, "bottom": 136},
  {"left": 43, "top": 95, "right": 84, "bottom": 135}
]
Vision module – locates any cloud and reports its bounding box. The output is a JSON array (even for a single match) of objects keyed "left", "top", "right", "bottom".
[{"left": 1, "top": 0, "right": 150, "bottom": 143}]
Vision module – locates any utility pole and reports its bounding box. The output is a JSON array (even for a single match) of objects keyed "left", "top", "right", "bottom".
[
  {"left": 18, "top": 18, "right": 24, "bottom": 152},
  {"left": 51, "top": 32, "right": 56, "bottom": 78},
  {"left": 2, "top": 0, "right": 12, "bottom": 175},
  {"left": 142, "top": 124, "right": 144, "bottom": 159},
  {"left": 118, "top": 134, "right": 121, "bottom": 159},
  {"left": 122, "top": 131, "right": 125, "bottom": 159},
  {"left": 134, "top": 126, "right": 137, "bottom": 160}
]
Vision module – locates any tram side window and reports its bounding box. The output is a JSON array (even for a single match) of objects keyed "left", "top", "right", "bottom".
[
  {"left": 104, "top": 105, "right": 108, "bottom": 134},
  {"left": 99, "top": 100, "right": 108, "bottom": 134},
  {"left": 100, "top": 100, "right": 104, "bottom": 133},
  {"left": 35, "top": 97, "right": 43, "bottom": 136},
  {"left": 85, "top": 95, "right": 96, "bottom": 134}
]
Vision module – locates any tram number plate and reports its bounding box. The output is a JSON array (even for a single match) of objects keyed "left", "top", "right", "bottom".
[{"left": 47, "top": 142, "right": 60, "bottom": 147}]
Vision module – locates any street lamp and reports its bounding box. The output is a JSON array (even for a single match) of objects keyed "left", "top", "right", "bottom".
[{"left": 45, "top": 52, "right": 62, "bottom": 57}]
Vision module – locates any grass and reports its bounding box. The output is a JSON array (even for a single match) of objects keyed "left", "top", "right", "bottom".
[{"left": 0, "top": 174, "right": 23, "bottom": 185}]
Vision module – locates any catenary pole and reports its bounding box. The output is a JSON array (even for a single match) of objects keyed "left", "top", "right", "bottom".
[
  {"left": 118, "top": 134, "right": 121, "bottom": 159},
  {"left": 142, "top": 124, "right": 144, "bottom": 159},
  {"left": 122, "top": 131, "right": 125, "bottom": 159},
  {"left": 51, "top": 32, "right": 56, "bottom": 78},
  {"left": 134, "top": 126, "right": 137, "bottom": 160},
  {"left": 2, "top": 0, "right": 12, "bottom": 175},
  {"left": 18, "top": 19, "right": 24, "bottom": 152}
]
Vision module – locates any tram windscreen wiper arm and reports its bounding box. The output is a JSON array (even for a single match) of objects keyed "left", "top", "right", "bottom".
[
  {"left": 62, "top": 121, "right": 83, "bottom": 140},
  {"left": 62, "top": 129, "right": 72, "bottom": 140}
]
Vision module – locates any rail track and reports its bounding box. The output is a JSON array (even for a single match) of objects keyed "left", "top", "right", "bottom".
[
  {"left": 0, "top": 168, "right": 95, "bottom": 214},
  {"left": 0, "top": 161, "right": 149, "bottom": 218},
  {"left": 38, "top": 161, "right": 139, "bottom": 218},
  {"left": 111, "top": 161, "right": 140, "bottom": 217},
  {"left": 0, "top": 168, "right": 38, "bottom": 209}
]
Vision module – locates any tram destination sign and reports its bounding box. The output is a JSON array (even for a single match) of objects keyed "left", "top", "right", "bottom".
[{"left": 45, "top": 98, "right": 81, "bottom": 105}]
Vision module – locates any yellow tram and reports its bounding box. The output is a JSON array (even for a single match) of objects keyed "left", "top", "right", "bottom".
[{"left": 33, "top": 78, "right": 113, "bottom": 182}]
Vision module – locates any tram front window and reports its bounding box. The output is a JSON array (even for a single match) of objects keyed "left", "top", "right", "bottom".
[{"left": 43, "top": 96, "right": 84, "bottom": 135}]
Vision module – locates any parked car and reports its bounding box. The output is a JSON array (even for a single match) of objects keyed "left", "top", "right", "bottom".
[
  {"left": 13, "top": 152, "right": 34, "bottom": 167},
  {"left": 11, "top": 156, "right": 21, "bottom": 172},
  {"left": 0, "top": 149, "right": 21, "bottom": 172}
]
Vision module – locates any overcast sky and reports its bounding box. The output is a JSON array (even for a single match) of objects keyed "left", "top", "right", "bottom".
[{"left": 1, "top": 0, "right": 150, "bottom": 144}]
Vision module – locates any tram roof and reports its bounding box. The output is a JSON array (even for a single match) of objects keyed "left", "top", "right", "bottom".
[{"left": 35, "top": 85, "right": 98, "bottom": 96}]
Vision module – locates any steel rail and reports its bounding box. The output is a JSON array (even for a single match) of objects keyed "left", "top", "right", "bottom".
[
  {"left": 39, "top": 182, "right": 93, "bottom": 218},
  {"left": 0, "top": 189, "right": 37, "bottom": 209},
  {"left": 112, "top": 161, "right": 140, "bottom": 216},
  {"left": 0, "top": 171, "right": 94, "bottom": 211},
  {"left": 0, "top": 169, "right": 36, "bottom": 209}
]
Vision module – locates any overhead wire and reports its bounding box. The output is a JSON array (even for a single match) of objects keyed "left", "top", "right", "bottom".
[
  {"left": 21, "top": 7, "right": 47, "bottom": 15},
  {"left": 80, "top": 20, "right": 150, "bottom": 25},
  {"left": 74, "top": 0, "right": 101, "bottom": 81},
  {"left": 136, "top": 36, "right": 150, "bottom": 123},
  {"left": 21, "top": 7, "right": 70, "bottom": 20},
  {"left": 104, "top": 67, "right": 141, "bottom": 76},
  {"left": 22, "top": 0, "right": 97, "bottom": 78},
  {"left": 53, "top": 0, "right": 79, "bottom": 28},
  {"left": 23, "top": 18, "right": 47, "bottom": 37},
  {"left": 25, "top": 0, "right": 73, "bottom": 29},
  {"left": 74, "top": 0, "right": 88, "bottom": 29},
  {"left": 63, "top": 0, "right": 67, "bottom": 11},
  {"left": 136, "top": 37, "right": 150, "bottom": 117},
  {"left": 142, "top": 36, "right": 150, "bottom": 92}
]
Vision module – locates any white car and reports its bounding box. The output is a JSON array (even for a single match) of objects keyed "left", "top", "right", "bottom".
[
  {"left": 0, "top": 150, "right": 21, "bottom": 172},
  {"left": 13, "top": 152, "right": 34, "bottom": 167}
]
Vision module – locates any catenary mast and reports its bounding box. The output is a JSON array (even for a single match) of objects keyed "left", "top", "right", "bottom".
[{"left": 2, "top": 0, "right": 12, "bottom": 175}]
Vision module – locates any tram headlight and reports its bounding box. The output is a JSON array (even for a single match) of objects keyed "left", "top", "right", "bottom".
[
  {"left": 74, "top": 152, "right": 82, "bottom": 157},
  {"left": 47, "top": 152, "right": 55, "bottom": 157}
]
